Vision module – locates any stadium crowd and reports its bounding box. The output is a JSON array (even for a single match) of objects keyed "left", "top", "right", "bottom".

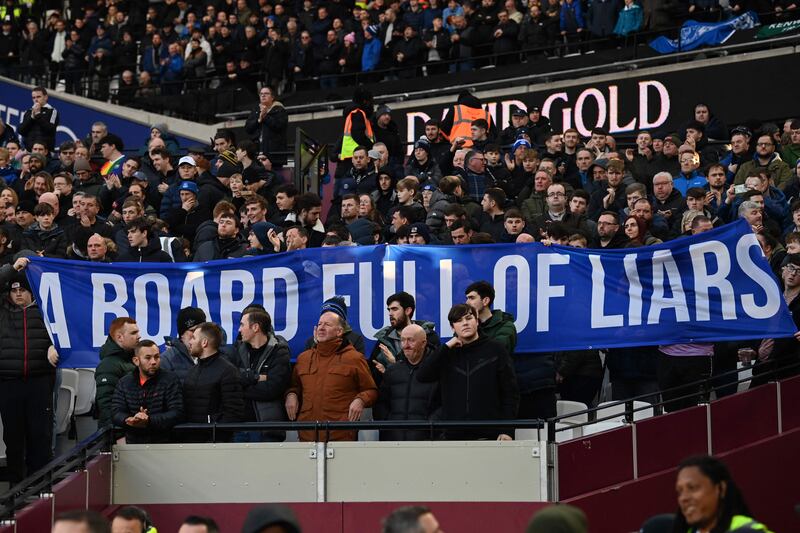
[
  {"left": 0, "top": 83, "right": 799, "bottom": 503},
  {"left": 1, "top": 0, "right": 797, "bottom": 102}
]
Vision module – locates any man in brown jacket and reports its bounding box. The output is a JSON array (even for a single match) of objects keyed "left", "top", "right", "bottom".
[{"left": 285, "top": 310, "right": 378, "bottom": 441}]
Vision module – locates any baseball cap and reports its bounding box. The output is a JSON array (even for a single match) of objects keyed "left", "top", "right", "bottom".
[
  {"left": 178, "top": 181, "right": 199, "bottom": 195},
  {"left": 511, "top": 106, "right": 527, "bottom": 117},
  {"left": 178, "top": 155, "right": 197, "bottom": 167},
  {"left": 131, "top": 171, "right": 149, "bottom": 182}
]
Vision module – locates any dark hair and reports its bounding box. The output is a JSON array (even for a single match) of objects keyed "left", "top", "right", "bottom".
[
  {"left": 54, "top": 510, "right": 110, "bottom": 533},
  {"left": 382, "top": 505, "right": 432, "bottom": 533},
  {"left": 341, "top": 193, "right": 359, "bottom": 204},
  {"left": 672, "top": 456, "right": 751, "bottom": 533},
  {"left": 275, "top": 183, "right": 298, "bottom": 197},
  {"left": 134, "top": 339, "right": 158, "bottom": 356},
  {"left": 127, "top": 217, "right": 152, "bottom": 237},
  {"left": 447, "top": 303, "right": 477, "bottom": 326},
  {"left": 181, "top": 516, "right": 220, "bottom": 533},
  {"left": 387, "top": 291, "right": 415, "bottom": 314},
  {"left": 591, "top": 127, "right": 609, "bottom": 136},
  {"left": 571, "top": 189, "right": 590, "bottom": 202},
  {"left": 791, "top": 199, "right": 800, "bottom": 214},
  {"left": 295, "top": 192, "right": 322, "bottom": 214},
  {"left": 32, "top": 86, "right": 48, "bottom": 95},
  {"left": 465, "top": 280, "right": 495, "bottom": 305},
  {"left": 194, "top": 322, "right": 223, "bottom": 350},
  {"left": 686, "top": 187, "right": 706, "bottom": 200},
  {"left": 244, "top": 310, "right": 272, "bottom": 335},
  {"left": 34, "top": 202, "right": 54, "bottom": 216},
  {"left": 484, "top": 187, "right": 506, "bottom": 207},
  {"left": 286, "top": 225, "right": 308, "bottom": 239},
  {"left": 99, "top": 133, "right": 124, "bottom": 152},
  {"left": 599, "top": 210, "right": 619, "bottom": 223},
  {"left": 547, "top": 221, "right": 572, "bottom": 241},
  {"left": 442, "top": 203, "right": 466, "bottom": 217},
  {"left": 238, "top": 140, "right": 258, "bottom": 160},
  {"left": 114, "top": 506, "right": 151, "bottom": 533},
  {"left": 504, "top": 208, "right": 524, "bottom": 221},
  {"left": 470, "top": 232, "right": 495, "bottom": 244},
  {"left": 214, "top": 128, "right": 236, "bottom": 145},
  {"left": 396, "top": 205, "right": 416, "bottom": 222},
  {"left": 742, "top": 189, "right": 763, "bottom": 201},
  {"left": 326, "top": 223, "right": 351, "bottom": 241},
  {"left": 450, "top": 219, "right": 473, "bottom": 233},
  {"left": 149, "top": 147, "right": 170, "bottom": 160},
  {"left": 439, "top": 175, "right": 462, "bottom": 195}
]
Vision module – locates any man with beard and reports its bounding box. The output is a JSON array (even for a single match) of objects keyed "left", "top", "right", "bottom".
[
  {"left": 370, "top": 292, "right": 440, "bottom": 380},
  {"left": 590, "top": 211, "right": 629, "bottom": 248},
  {"left": 112, "top": 340, "right": 183, "bottom": 443},
  {"left": 96, "top": 317, "right": 142, "bottom": 427}
]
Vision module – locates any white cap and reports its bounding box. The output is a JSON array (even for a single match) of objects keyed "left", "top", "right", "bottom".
[{"left": 178, "top": 155, "right": 197, "bottom": 167}]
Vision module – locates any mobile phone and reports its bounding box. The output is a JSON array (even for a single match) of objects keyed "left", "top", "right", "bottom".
[{"left": 734, "top": 184, "right": 747, "bottom": 194}]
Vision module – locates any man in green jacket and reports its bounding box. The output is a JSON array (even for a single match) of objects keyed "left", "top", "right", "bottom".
[
  {"left": 95, "top": 317, "right": 141, "bottom": 427},
  {"left": 465, "top": 280, "right": 517, "bottom": 354},
  {"left": 733, "top": 134, "right": 792, "bottom": 190}
]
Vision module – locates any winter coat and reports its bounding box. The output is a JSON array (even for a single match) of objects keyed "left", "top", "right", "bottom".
[
  {"left": 116, "top": 238, "right": 174, "bottom": 263},
  {"left": 0, "top": 265, "right": 53, "bottom": 379},
  {"left": 95, "top": 337, "right": 136, "bottom": 427},
  {"left": 21, "top": 224, "right": 68, "bottom": 258},
  {"left": 374, "top": 359, "right": 441, "bottom": 440},
  {"left": 479, "top": 311, "right": 518, "bottom": 354},
  {"left": 403, "top": 156, "right": 442, "bottom": 188},
  {"left": 288, "top": 337, "right": 378, "bottom": 442},
  {"left": 160, "top": 337, "right": 195, "bottom": 383},
  {"left": 18, "top": 104, "right": 58, "bottom": 151},
  {"left": 244, "top": 102, "right": 289, "bottom": 166},
  {"left": 587, "top": 0, "right": 619, "bottom": 37},
  {"left": 614, "top": 3, "right": 643, "bottom": 35},
  {"left": 560, "top": 0, "right": 586, "bottom": 32},
  {"left": 227, "top": 336, "right": 292, "bottom": 430},
  {"left": 733, "top": 153, "right": 793, "bottom": 191},
  {"left": 193, "top": 235, "right": 248, "bottom": 262},
  {"left": 370, "top": 321, "right": 440, "bottom": 379},
  {"left": 182, "top": 352, "right": 245, "bottom": 425},
  {"left": 417, "top": 336, "right": 519, "bottom": 439},
  {"left": 652, "top": 188, "right": 687, "bottom": 222},
  {"left": 112, "top": 369, "right": 184, "bottom": 443}
]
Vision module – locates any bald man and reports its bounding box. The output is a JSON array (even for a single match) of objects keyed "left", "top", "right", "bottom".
[
  {"left": 374, "top": 324, "right": 440, "bottom": 440},
  {"left": 515, "top": 233, "right": 535, "bottom": 244},
  {"left": 86, "top": 233, "right": 111, "bottom": 262},
  {"left": 39, "top": 191, "right": 74, "bottom": 228}
]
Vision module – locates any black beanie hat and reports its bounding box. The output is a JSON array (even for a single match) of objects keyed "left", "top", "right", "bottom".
[{"left": 177, "top": 307, "right": 207, "bottom": 336}]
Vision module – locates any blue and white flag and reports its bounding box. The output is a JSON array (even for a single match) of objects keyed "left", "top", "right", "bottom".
[
  {"left": 24, "top": 219, "right": 796, "bottom": 368},
  {"left": 650, "top": 12, "right": 759, "bottom": 54}
]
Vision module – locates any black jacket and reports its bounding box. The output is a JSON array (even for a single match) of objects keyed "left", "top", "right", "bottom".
[
  {"left": 417, "top": 336, "right": 519, "bottom": 439},
  {"left": 227, "top": 336, "right": 292, "bottom": 424},
  {"left": 116, "top": 238, "right": 174, "bottom": 263},
  {"left": 18, "top": 104, "right": 59, "bottom": 151},
  {"left": 193, "top": 235, "right": 248, "bottom": 262},
  {"left": 0, "top": 265, "right": 54, "bottom": 379},
  {"left": 374, "top": 359, "right": 440, "bottom": 440},
  {"left": 112, "top": 369, "right": 184, "bottom": 443},
  {"left": 96, "top": 337, "right": 136, "bottom": 427},
  {"left": 244, "top": 102, "right": 289, "bottom": 166},
  {"left": 21, "top": 224, "right": 68, "bottom": 258},
  {"left": 182, "top": 352, "right": 245, "bottom": 426}
]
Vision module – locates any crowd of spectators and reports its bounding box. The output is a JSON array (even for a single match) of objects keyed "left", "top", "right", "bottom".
[
  {"left": 1, "top": 0, "right": 797, "bottom": 104},
  {"left": 1, "top": 82, "right": 800, "bottom": 491}
]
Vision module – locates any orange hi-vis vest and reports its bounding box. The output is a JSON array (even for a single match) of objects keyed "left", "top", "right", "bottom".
[
  {"left": 447, "top": 104, "right": 491, "bottom": 148},
  {"left": 339, "top": 108, "right": 375, "bottom": 160}
]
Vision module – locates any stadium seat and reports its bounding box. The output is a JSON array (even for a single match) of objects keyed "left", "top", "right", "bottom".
[
  {"left": 514, "top": 423, "right": 579, "bottom": 442},
  {"left": 595, "top": 401, "right": 654, "bottom": 422},
  {"left": 285, "top": 431, "right": 299, "bottom": 442},
  {"left": 581, "top": 420, "right": 626, "bottom": 436},
  {"left": 55, "top": 385, "right": 77, "bottom": 436},
  {"left": 737, "top": 362, "right": 752, "bottom": 393},
  {"left": 358, "top": 430, "right": 380, "bottom": 442},
  {"left": 556, "top": 401, "right": 589, "bottom": 425},
  {"left": 61, "top": 369, "right": 80, "bottom": 397},
  {"left": 74, "top": 368, "right": 97, "bottom": 416}
]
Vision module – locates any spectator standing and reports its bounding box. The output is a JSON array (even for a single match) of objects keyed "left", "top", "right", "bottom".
[
  {"left": 162, "top": 307, "right": 207, "bottom": 383},
  {"left": 285, "top": 310, "right": 378, "bottom": 441},
  {"left": 244, "top": 85, "right": 288, "bottom": 168},
  {"left": 183, "top": 322, "right": 245, "bottom": 441},
  {"left": 417, "top": 304, "right": 518, "bottom": 440},
  {"left": 112, "top": 340, "right": 184, "bottom": 443},
  {"left": 96, "top": 317, "right": 141, "bottom": 427},
  {"left": 0, "top": 256, "right": 57, "bottom": 483},
  {"left": 18, "top": 86, "right": 58, "bottom": 151}
]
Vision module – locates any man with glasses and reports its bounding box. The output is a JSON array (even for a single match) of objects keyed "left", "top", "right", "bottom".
[
  {"left": 591, "top": 211, "right": 628, "bottom": 248},
  {"left": 244, "top": 85, "right": 288, "bottom": 169},
  {"left": 734, "top": 134, "right": 792, "bottom": 190},
  {"left": 531, "top": 183, "right": 591, "bottom": 239},
  {"left": 56, "top": 141, "right": 76, "bottom": 173},
  {"left": 673, "top": 150, "right": 707, "bottom": 196}
]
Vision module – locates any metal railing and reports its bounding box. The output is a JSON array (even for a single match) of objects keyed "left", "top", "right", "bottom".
[{"left": 0, "top": 357, "right": 795, "bottom": 521}]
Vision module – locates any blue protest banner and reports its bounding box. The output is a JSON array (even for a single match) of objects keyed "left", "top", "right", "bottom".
[
  {"left": 24, "top": 219, "right": 796, "bottom": 368},
  {"left": 650, "top": 12, "right": 759, "bottom": 54}
]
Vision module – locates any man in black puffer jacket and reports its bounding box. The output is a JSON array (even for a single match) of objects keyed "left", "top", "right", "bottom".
[
  {"left": 116, "top": 218, "right": 174, "bottom": 263},
  {"left": 374, "top": 324, "right": 440, "bottom": 441},
  {"left": 182, "top": 322, "right": 244, "bottom": 442},
  {"left": 0, "top": 256, "right": 57, "bottom": 483},
  {"left": 112, "top": 340, "right": 183, "bottom": 443},
  {"left": 228, "top": 310, "right": 291, "bottom": 442},
  {"left": 417, "top": 304, "right": 518, "bottom": 441}
]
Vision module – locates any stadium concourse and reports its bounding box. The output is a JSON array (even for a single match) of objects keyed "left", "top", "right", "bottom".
[{"left": 1, "top": 3, "right": 800, "bottom": 530}]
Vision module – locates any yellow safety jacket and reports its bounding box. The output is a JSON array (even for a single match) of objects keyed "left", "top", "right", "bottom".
[{"left": 339, "top": 108, "right": 375, "bottom": 160}]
